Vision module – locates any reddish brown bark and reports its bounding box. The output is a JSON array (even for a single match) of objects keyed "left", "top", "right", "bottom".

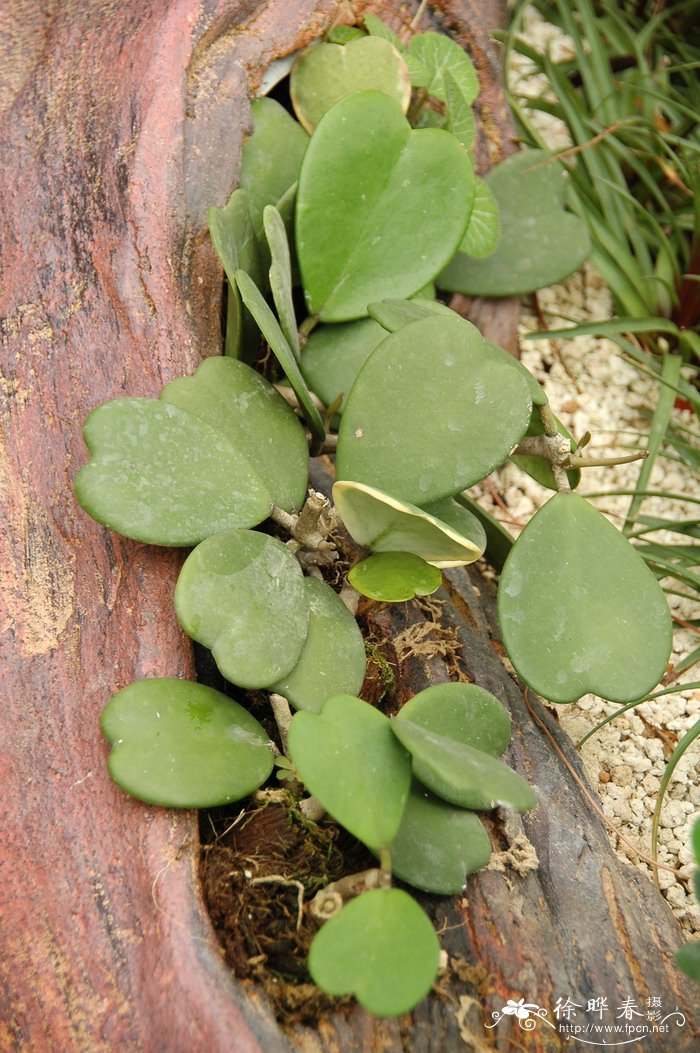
[{"left": 0, "top": 2, "right": 695, "bottom": 1052}]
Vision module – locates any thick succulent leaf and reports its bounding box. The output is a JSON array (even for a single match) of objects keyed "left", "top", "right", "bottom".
[
  {"left": 407, "top": 32, "right": 478, "bottom": 103},
  {"left": 296, "top": 91, "right": 474, "bottom": 322},
  {"left": 208, "top": 188, "right": 263, "bottom": 358},
  {"left": 238, "top": 97, "right": 308, "bottom": 243},
  {"left": 290, "top": 37, "right": 411, "bottom": 133},
  {"left": 387, "top": 783, "right": 492, "bottom": 893},
  {"left": 271, "top": 578, "right": 366, "bottom": 712},
  {"left": 484, "top": 340, "right": 547, "bottom": 407},
  {"left": 264, "top": 205, "right": 300, "bottom": 361},
  {"left": 510, "top": 407, "right": 579, "bottom": 490},
  {"left": 439, "top": 150, "right": 590, "bottom": 297},
  {"left": 454, "top": 492, "right": 514, "bottom": 574},
  {"left": 75, "top": 399, "right": 272, "bottom": 546},
  {"left": 391, "top": 717, "right": 537, "bottom": 811},
  {"left": 308, "top": 888, "right": 439, "bottom": 1017},
  {"left": 444, "top": 69, "right": 476, "bottom": 151},
  {"left": 301, "top": 317, "right": 387, "bottom": 409},
  {"left": 336, "top": 314, "right": 532, "bottom": 504},
  {"left": 459, "top": 177, "right": 500, "bottom": 257},
  {"left": 398, "top": 681, "right": 511, "bottom": 758},
  {"left": 174, "top": 530, "right": 309, "bottom": 689},
  {"left": 234, "top": 269, "right": 325, "bottom": 451},
  {"left": 287, "top": 694, "right": 411, "bottom": 849},
  {"left": 101, "top": 679, "right": 274, "bottom": 808},
  {"left": 161, "top": 356, "right": 308, "bottom": 513},
  {"left": 368, "top": 296, "right": 454, "bottom": 331},
  {"left": 498, "top": 492, "right": 673, "bottom": 704},
  {"left": 420, "top": 497, "right": 487, "bottom": 556},
  {"left": 333, "top": 480, "right": 484, "bottom": 568},
  {"left": 348, "top": 552, "right": 442, "bottom": 602},
  {"left": 327, "top": 24, "right": 365, "bottom": 44}
]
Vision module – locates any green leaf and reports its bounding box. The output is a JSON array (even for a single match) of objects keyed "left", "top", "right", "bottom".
[
  {"left": 161, "top": 356, "right": 308, "bottom": 513},
  {"left": 296, "top": 91, "right": 474, "bottom": 322},
  {"left": 271, "top": 578, "right": 366, "bottom": 712},
  {"left": 510, "top": 406, "right": 579, "bottom": 491},
  {"left": 363, "top": 14, "right": 401, "bottom": 49},
  {"left": 397, "top": 681, "right": 512, "bottom": 758},
  {"left": 301, "top": 317, "right": 387, "bottom": 409},
  {"left": 348, "top": 552, "right": 442, "bottom": 602},
  {"left": 208, "top": 188, "right": 263, "bottom": 359},
  {"left": 676, "top": 941, "right": 700, "bottom": 984},
  {"left": 75, "top": 398, "right": 272, "bottom": 546},
  {"left": 498, "top": 493, "right": 673, "bottom": 704},
  {"left": 444, "top": 69, "right": 476, "bottom": 151},
  {"left": 439, "top": 150, "right": 590, "bottom": 297},
  {"left": 174, "top": 530, "right": 309, "bottom": 689},
  {"left": 239, "top": 98, "right": 308, "bottom": 244},
  {"left": 287, "top": 695, "right": 411, "bottom": 849},
  {"left": 336, "top": 314, "right": 532, "bottom": 504},
  {"left": 234, "top": 269, "right": 325, "bottom": 452},
  {"left": 419, "top": 496, "right": 487, "bottom": 554},
  {"left": 368, "top": 296, "right": 455, "bottom": 331},
  {"left": 455, "top": 492, "right": 514, "bottom": 573},
  {"left": 333, "top": 480, "right": 485, "bottom": 567},
  {"left": 264, "top": 205, "right": 300, "bottom": 361},
  {"left": 407, "top": 32, "right": 479, "bottom": 103},
  {"left": 387, "top": 783, "right": 492, "bottom": 893},
  {"left": 290, "top": 37, "right": 411, "bottom": 133},
  {"left": 391, "top": 716, "right": 536, "bottom": 811},
  {"left": 308, "top": 888, "right": 439, "bottom": 1016},
  {"left": 459, "top": 177, "right": 500, "bottom": 258},
  {"left": 101, "top": 679, "right": 274, "bottom": 807},
  {"left": 326, "top": 24, "right": 365, "bottom": 44}
]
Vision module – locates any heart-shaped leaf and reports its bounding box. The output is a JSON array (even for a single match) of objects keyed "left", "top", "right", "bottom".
[
  {"left": 336, "top": 314, "right": 532, "bottom": 504},
  {"left": 391, "top": 719, "right": 536, "bottom": 811},
  {"left": 264, "top": 205, "right": 300, "bottom": 361},
  {"left": 308, "top": 888, "right": 439, "bottom": 1017},
  {"left": 174, "top": 530, "right": 309, "bottom": 689},
  {"left": 75, "top": 398, "right": 272, "bottom": 546},
  {"left": 333, "top": 481, "right": 485, "bottom": 567},
  {"left": 208, "top": 188, "right": 263, "bottom": 359},
  {"left": 271, "top": 578, "right": 366, "bottom": 712},
  {"left": 160, "top": 356, "right": 308, "bottom": 513},
  {"left": 287, "top": 694, "right": 411, "bottom": 849},
  {"left": 444, "top": 69, "right": 476, "bottom": 151},
  {"left": 290, "top": 37, "right": 411, "bottom": 133},
  {"left": 387, "top": 783, "right": 492, "bottom": 893},
  {"left": 484, "top": 340, "right": 547, "bottom": 407},
  {"left": 101, "top": 678, "right": 274, "bottom": 807},
  {"left": 239, "top": 97, "right": 308, "bottom": 244},
  {"left": 439, "top": 150, "right": 590, "bottom": 297},
  {"left": 296, "top": 91, "right": 474, "bottom": 322},
  {"left": 234, "top": 268, "right": 325, "bottom": 452},
  {"left": 458, "top": 177, "right": 500, "bottom": 257},
  {"left": 349, "top": 552, "right": 442, "bottom": 602},
  {"left": 398, "top": 681, "right": 512, "bottom": 758},
  {"left": 301, "top": 317, "right": 387, "bottom": 409},
  {"left": 510, "top": 407, "right": 579, "bottom": 490},
  {"left": 407, "top": 32, "right": 478, "bottom": 103},
  {"left": 498, "top": 492, "right": 673, "bottom": 703}
]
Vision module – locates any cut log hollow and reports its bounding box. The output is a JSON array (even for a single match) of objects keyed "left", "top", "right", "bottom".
[{"left": 0, "top": 1, "right": 695, "bottom": 1051}]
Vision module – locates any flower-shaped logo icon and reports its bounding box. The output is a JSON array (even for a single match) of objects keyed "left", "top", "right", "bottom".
[{"left": 503, "top": 998, "right": 531, "bottom": 1020}]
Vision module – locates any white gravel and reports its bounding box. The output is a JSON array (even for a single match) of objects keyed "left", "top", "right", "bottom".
[{"left": 474, "top": 5, "right": 700, "bottom": 937}]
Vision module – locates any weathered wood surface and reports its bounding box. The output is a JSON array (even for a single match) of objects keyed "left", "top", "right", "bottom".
[{"left": 0, "top": 2, "right": 695, "bottom": 1052}]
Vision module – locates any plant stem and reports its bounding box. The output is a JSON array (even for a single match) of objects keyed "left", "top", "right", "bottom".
[
  {"left": 269, "top": 693, "right": 292, "bottom": 752},
  {"left": 566, "top": 450, "right": 648, "bottom": 469},
  {"left": 298, "top": 315, "right": 319, "bottom": 343},
  {"left": 378, "top": 846, "right": 392, "bottom": 887}
]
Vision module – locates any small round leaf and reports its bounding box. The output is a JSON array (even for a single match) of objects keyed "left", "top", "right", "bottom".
[
  {"left": 308, "top": 888, "right": 439, "bottom": 1017},
  {"left": 333, "top": 480, "right": 484, "bottom": 567},
  {"left": 290, "top": 37, "right": 411, "bottom": 133},
  {"left": 101, "top": 679, "right": 274, "bottom": 808},
  {"left": 174, "top": 530, "right": 309, "bottom": 689},
  {"left": 387, "top": 783, "right": 492, "bottom": 893},
  {"left": 498, "top": 492, "right": 673, "bottom": 704},
  {"left": 271, "top": 578, "right": 366, "bottom": 712},
  {"left": 287, "top": 695, "right": 411, "bottom": 849},
  {"left": 349, "top": 552, "right": 442, "bottom": 602},
  {"left": 398, "top": 682, "right": 511, "bottom": 758},
  {"left": 407, "top": 32, "right": 479, "bottom": 103}
]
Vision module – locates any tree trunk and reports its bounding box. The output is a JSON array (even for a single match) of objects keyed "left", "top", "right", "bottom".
[{"left": 0, "top": 2, "right": 695, "bottom": 1051}]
